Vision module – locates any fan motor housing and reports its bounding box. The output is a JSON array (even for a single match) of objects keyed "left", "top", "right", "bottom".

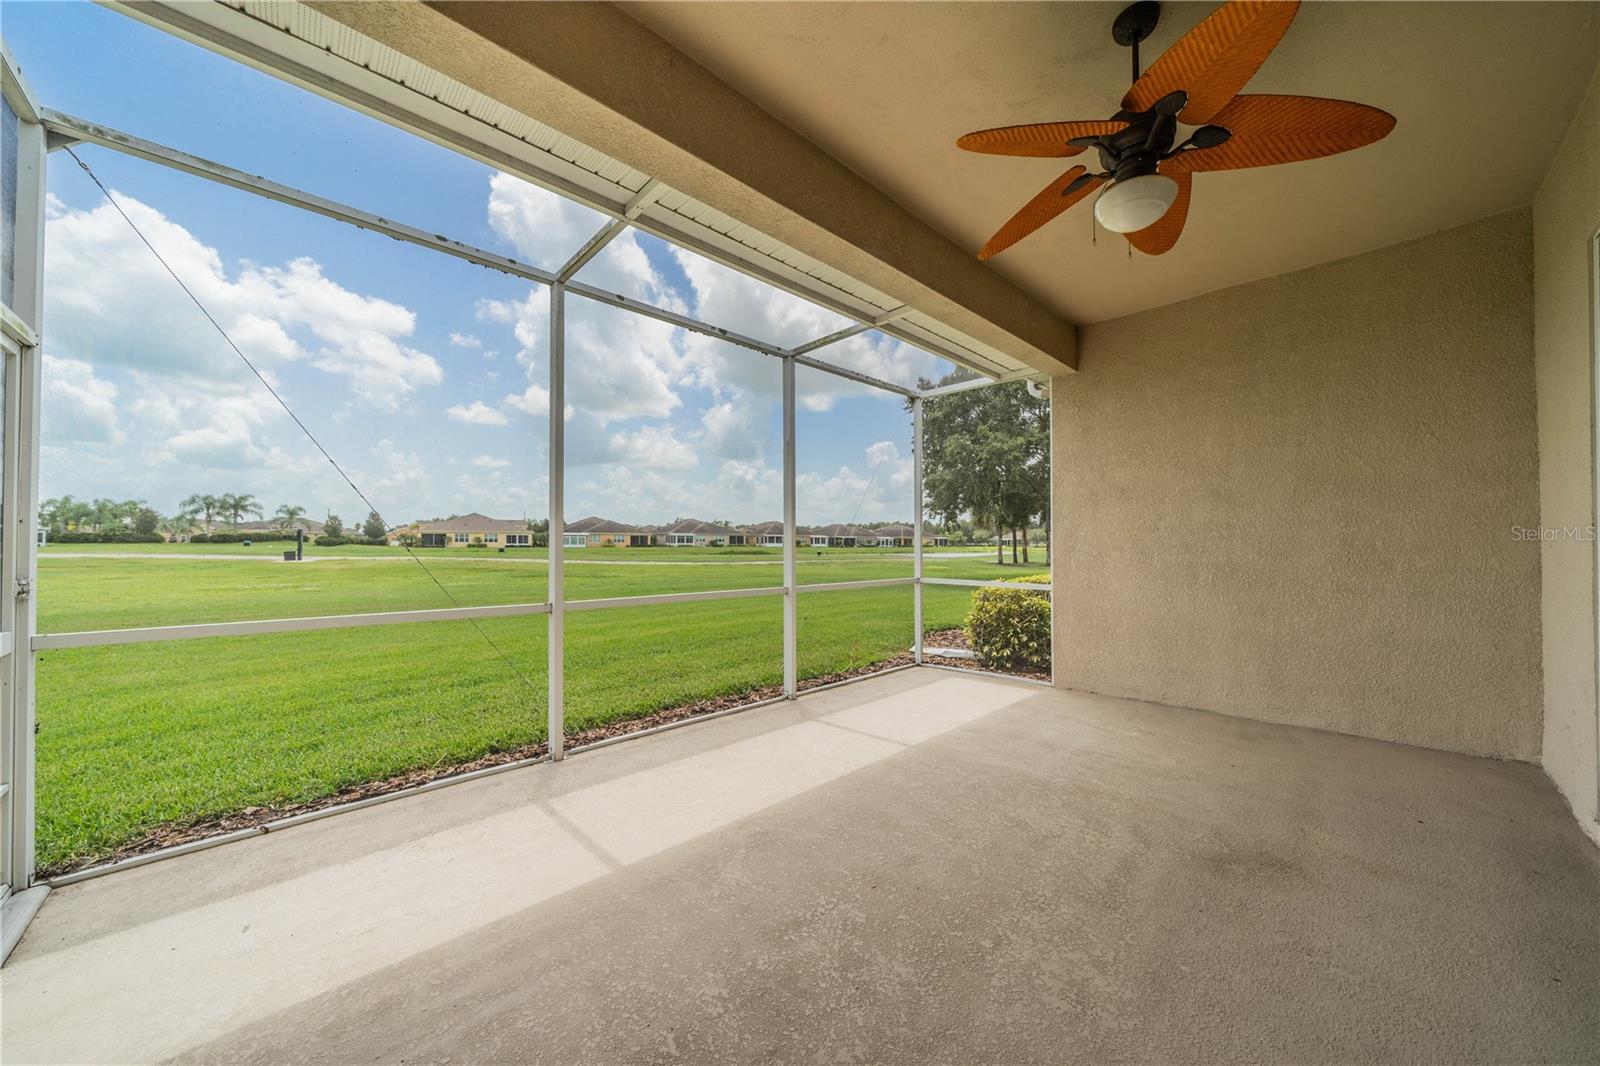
[{"left": 1098, "top": 108, "right": 1180, "bottom": 182}]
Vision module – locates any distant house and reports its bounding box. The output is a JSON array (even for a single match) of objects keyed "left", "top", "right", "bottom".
[
  {"left": 234, "top": 517, "right": 325, "bottom": 536},
  {"left": 562, "top": 516, "right": 643, "bottom": 548},
  {"left": 744, "top": 520, "right": 793, "bottom": 547},
  {"left": 415, "top": 513, "right": 533, "bottom": 548},
  {"left": 872, "top": 523, "right": 915, "bottom": 547},
  {"left": 926, "top": 533, "right": 951, "bottom": 547},
  {"left": 808, "top": 523, "right": 873, "bottom": 548},
  {"left": 655, "top": 518, "right": 741, "bottom": 547}
]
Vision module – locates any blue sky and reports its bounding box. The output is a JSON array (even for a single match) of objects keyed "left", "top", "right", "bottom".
[{"left": 7, "top": 1, "right": 955, "bottom": 527}]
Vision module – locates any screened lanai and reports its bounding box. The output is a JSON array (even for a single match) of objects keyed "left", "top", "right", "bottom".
[
  {"left": 5, "top": 3, "right": 1596, "bottom": 1063},
  {"left": 0, "top": 1, "right": 1053, "bottom": 937}
]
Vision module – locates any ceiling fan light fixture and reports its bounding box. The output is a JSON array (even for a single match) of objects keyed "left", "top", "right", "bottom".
[{"left": 1093, "top": 173, "right": 1179, "bottom": 233}]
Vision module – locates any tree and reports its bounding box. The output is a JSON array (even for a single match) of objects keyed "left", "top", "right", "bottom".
[
  {"left": 323, "top": 513, "right": 344, "bottom": 538},
  {"left": 181, "top": 493, "right": 221, "bottom": 534},
  {"left": 273, "top": 503, "right": 307, "bottom": 532},
  {"left": 157, "top": 513, "right": 194, "bottom": 542},
  {"left": 916, "top": 375, "right": 1049, "bottom": 566},
  {"left": 217, "top": 493, "right": 262, "bottom": 529},
  {"left": 132, "top": 507, "right": 161, "bottom": 536},
  {"left": 40, "top": 496, "right": 92, "bottom": 533},
  {"left": 362, "top": 511, "right": 387, "bottom": 541}
]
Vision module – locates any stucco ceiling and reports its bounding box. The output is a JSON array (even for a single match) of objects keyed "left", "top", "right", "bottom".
[{"left": 620, "top": 1, "right": 1599, "bottom": 324}]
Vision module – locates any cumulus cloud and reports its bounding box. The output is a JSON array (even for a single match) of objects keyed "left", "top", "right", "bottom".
[
  {"left": 448, "top": 332, "right": 482, "bottom": 349},
  {"left": 504, "top": 383, "right": 550, "bottom": 417},
  {"left": 698, "top": 400, "right": 770, "bottom": 460},
  {"left": 795, "top": 440, "right": 915, "bottom": 524},
  {"left": 445, "top": 400, "right": 509, "bottom": 427},
  {"left": 45, "top": 195, "right": 443, "bottom": 410},
  {"left": 607, "top": 423, "right": 697, "bottom": 471},
  {"left": 470, "top": 455, "right": 511, "bottom": 470},
  {"left": 42, "top": 355, "right": 123, "bottom": 445}
]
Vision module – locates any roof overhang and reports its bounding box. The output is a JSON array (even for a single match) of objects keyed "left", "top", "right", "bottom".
[{"left": 111, "top": 0, "right": 1075, "bottom": 380}]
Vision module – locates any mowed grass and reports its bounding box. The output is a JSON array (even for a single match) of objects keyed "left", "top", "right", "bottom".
[{"left": 35, "top": 547, "right": 1047, "bottom": 871}]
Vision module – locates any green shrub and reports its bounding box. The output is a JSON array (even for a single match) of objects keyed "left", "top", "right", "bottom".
[
  {"left": 191, "top": 532, "right": 295, "bottom": 544},
  {"left": 314, "top": 535, "right": 348, "bottom": 547},
  {"left": 46, "top": 531, "right": 164, "bottom": 544},
  {"left": 965, "top": 577, "right": 1050, "bottom": 671}
]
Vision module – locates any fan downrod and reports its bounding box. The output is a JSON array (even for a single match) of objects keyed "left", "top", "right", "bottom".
[{"left": 1112, "top": 1, "right": 1161, "bottom": 82}]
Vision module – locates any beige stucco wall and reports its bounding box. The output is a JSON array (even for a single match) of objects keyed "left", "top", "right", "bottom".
[
  {"left": 1534, "top": 62, "right": 1600, "bottom": 845},
  {"left": 1051, "top": 209, "right": 1542, "bottom": 760}
]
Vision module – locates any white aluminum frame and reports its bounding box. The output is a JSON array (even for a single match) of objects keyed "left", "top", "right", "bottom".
[
  {"left": 1, "top": 52, "right": 1053, "bottom": 905},
  {"left": 108, "top": 0, "right": 1029, "bottom": 385},
  {"left": 1, "top": 40, "right": 47, "bottom": 956},
  {"left": 913, "top": 397, "right": 924, "bottom": 664}
]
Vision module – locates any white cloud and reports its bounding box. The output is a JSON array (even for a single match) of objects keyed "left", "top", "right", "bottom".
[
  {"left": 445, "top": 401, "right": 509, "bottom": 427},
  {"left": 44, "top": 196, "right": 443, "bottom": 411},
  {"left": 449, "top": 332, "right": 482, "bottom": 349},
  {"left": 470, "top": 455, "right": 511, "bottom": 470},
  {"left": 359, "top": 438, "right": 428, "bottom": 500},
  {"left": 485, "top": 173, "right": 612, "bottom": 273},
  {"left": 866, "top": 440, "right": 900, "bottom": 467},
  {"left": 698, "top": 400, "right": 769, "bottom": 460},
  {"left": 504, "top": 383, "right": 550, "bottom": 418},
  {"left": 794, "top": 440, "right": 915, "bottom": 525},
  {"left": 42, "top": 355, "right": 123, "bottom": 445},
  {"left": 484, "top": 275, "right": 681, "bottom": 427},
  {"left": 608, "top": 424, "right": 697, "bottom": 471}
]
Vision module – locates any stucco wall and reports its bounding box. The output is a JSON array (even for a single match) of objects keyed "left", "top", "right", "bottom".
[
  {"left": 1534, "top": 62, "right": 1600, "bottom": 845},
  {"left": 1051, "top": 209, "right": 1542, "bottom": 760}
]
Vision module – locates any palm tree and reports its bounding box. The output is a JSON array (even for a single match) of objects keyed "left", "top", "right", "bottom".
[
  {"left": 181, "top": 493, "right": 221, "bottom": 534},
  {"left": 157, "top": 512, "right": 195, "bottom": 543},
  {"left": 39, "top": 496, "right": 90, "bottom": 533},
  {"left": 273, "top": 503, "right": 307, "bottom": 533},
  {"left": 218, "top": 493, "right": 262, "bottom": 529}
]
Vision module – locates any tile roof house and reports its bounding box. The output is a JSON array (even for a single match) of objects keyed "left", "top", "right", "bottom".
[
  {"left": 743, "top": 520, "right": 794, "bottom": 547},
  {"left": 654, "top": 518, "right": 743, "bottom": 546},
  {"left": 414, "top": 513, "right": 534, "bottom": 548},
  {"left": 234, "top": 517, "right": 325, "bottom": 535},
  {"left": 871, "top": 523, "right": 915, "bottom": 547},
  {"left": 562, "top": 516, "right": 645, "bottom": 547},
  {"left": 808, "top": 523, "right": 874, "bottom": 548}
]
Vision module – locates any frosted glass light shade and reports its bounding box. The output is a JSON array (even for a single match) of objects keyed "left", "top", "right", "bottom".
[{"left": 1093, "top": 174, "right": 1179, "bottom": 233}]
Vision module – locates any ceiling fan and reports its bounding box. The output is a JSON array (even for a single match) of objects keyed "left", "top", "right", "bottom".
[{"left": 957, "top": 0, "right": 1396, "bottom": 258}]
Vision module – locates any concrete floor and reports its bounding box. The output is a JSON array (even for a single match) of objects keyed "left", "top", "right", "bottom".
[{"left": 2, "top": 669, "right": 1596, "bottom": 1064}]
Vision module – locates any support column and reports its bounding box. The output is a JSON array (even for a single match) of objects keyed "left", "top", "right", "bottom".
[
  {"left": 782, "top": 356, "right": 797, "bottom": 698},
  {"left": 547, "top": 282, "right": 565, "bottom": 759},
  {"left": 3, "top": 105, "right": 46, "bottom": 900},
  {"left": 912, "top": 396, "right": 924, "bottom": 664}
]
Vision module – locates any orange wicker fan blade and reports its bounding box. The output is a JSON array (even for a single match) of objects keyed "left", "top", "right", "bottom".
[
  {"left": 978, "top": 166, "right": 1103, "bottom": 259},
  {"left": 1124, "top": 1, "right": 1300, "bottom": 125},
  {"left": 957, "top": 120, "right": 1129, "bottom": 158},
  {"left": 1125, "top": 172, "right": 1192, "bottom": 256},
  {"left": 1163, "top": 94, "right": 1396, "bottom": 173}
]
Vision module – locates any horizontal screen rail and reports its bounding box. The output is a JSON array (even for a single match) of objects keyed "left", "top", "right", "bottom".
[
  {"left": 43, "top": 109, "right": 562, "bottom": 289},
  {"left": 31, "top": 602, "right": 554, "bottom": 651},
  {"left": 564, "top": 586, "right": 786, "bottom": 612},
  {"left": 42, "top": 110, "right": 926, "bottom": 402},
  {"left": 796, "top": 577, "right": 917, "bottom": 593},
  {"left": 922, "top": 577, "right": 1052, "bottom": 592},
  {"left": 564, "top": 280, "right": 786, "bottom": 359}
]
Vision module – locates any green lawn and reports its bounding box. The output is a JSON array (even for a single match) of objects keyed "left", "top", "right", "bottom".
[{"left": 35, "top": 546, "right": 1048, "bottom": 872}]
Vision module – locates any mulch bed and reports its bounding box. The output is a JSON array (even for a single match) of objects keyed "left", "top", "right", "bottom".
[{"left": 44, "top": 654, "right": 934, "bottom": 878}]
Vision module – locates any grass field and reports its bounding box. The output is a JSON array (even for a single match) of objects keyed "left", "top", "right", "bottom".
[{"left": 35, "top": 544, "right": 1048, "bottom": 872}]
